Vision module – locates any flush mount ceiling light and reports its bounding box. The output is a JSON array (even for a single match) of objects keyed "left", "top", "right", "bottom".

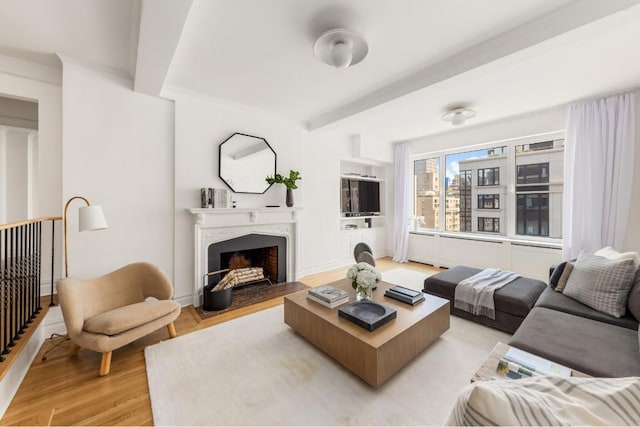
[
  {"left": 441, "top": 107, "right": 477, "bottom": 126},
  {"left": 313, "top": 29, "right": 368, "bottom": 68}
]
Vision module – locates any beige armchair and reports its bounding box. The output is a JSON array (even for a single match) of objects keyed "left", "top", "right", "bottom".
[{"left": 57, "top": 262, "right": 181, "bottom": 376}]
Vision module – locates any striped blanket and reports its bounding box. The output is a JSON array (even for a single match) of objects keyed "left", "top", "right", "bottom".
[
  {"left": 444, "top": 376, "right": 640, "bottom": 426},
  {"left": 454, "top": 268, "right": 518, "bottom": 319}
]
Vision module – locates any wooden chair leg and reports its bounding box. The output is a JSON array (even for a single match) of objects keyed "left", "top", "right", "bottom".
[
  {"left": 99, "top": 351, "right": 112, "bottom": 376},
  {"left": 69, "top": 342, "right": 80, "bottom": 356},
  {"left": 167, "top": 322, "right": 177, "bottom": 338}
]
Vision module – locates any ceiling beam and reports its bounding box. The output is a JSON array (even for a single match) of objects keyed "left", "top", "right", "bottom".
[
  {"left": 308, "top": 0, "right": 640, "bottom": 131},
  {"left": 133, "top": 0, "right": 193, "bottom": 96}
]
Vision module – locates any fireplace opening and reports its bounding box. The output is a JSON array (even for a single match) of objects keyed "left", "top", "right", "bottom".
[
  {"left": 207, "top": 234, "right": 287, "bottom": 287},
  {"left": 221, "top": 246, "right": 278, "bottom": 284}
]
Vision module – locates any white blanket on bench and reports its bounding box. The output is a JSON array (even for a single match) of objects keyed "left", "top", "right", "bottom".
[{"left": 454, "top": 268, "right": 518, "bottom": 319}]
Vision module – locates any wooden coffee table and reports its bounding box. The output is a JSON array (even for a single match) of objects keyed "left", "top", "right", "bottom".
[{"left": 284, "top": 279, "right": 450, "bottom": 387}]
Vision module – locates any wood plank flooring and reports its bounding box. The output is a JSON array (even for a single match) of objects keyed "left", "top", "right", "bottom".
[{"left": 0, "top": 258, "right": 441, "bottom": 426}]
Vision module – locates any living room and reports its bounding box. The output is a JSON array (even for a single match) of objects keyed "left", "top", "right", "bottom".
[{"left": 1, "top": 0, "right": 640, "bottom": 425}]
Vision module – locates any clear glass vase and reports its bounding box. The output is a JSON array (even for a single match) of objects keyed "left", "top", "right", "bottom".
[{"left": 355, "top": 284, "right": 372, "bottom": 301}]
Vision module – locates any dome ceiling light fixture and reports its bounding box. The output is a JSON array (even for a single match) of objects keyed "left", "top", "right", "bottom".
[
  {"left": 441, "top": 107, "right": 477, "bottom": 126},
  {"left": 313, "top": 28, "right": 369, "bottom": 68}
]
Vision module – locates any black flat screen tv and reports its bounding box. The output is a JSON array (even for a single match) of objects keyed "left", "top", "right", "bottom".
[{"left": 341, "top": 178, "right": 380, "bottom": 216}]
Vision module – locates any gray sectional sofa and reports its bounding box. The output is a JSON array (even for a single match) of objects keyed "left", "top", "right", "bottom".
[
  {"left": 425, "top": 264, "right": 640, "bottom": 377},
  {"left": 509, "top": 286, "right": 640, "bottom": 377}
]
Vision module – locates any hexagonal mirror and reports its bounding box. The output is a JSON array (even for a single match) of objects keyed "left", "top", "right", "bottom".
[{"left": 219, "top": 133, "right": 277, "bottom": 193}]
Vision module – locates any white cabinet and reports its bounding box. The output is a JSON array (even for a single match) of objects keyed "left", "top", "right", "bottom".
[{"left": 340, "top": 228, "right": 387, "bottom": 260}]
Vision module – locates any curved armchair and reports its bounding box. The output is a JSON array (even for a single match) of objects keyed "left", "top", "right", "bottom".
[{"left": 57, "top": 262, "right": 181, "bottom": 376}]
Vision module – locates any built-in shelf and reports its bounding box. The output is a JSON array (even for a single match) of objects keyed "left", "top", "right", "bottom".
[
  {"left": 340, "top": 215, "right": 385, "bottom": 220},
  {"left": 339, "top": 174, "right": 384, "bottom": 182}
]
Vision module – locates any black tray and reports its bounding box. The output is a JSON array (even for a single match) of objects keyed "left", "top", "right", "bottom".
[{"left": 338, "top": 300, "right": 397, "bottom": 331}]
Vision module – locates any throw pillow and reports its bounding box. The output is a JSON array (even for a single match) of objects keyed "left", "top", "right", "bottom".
[
  {"left": 549, "top": 261, "right": 567, "bottom": 289},
  {"left": 594, "top": 247, "right": 640, "bottom": 268},
  {"left": 593, "top": 247, "right": 640, "bottom": 321},
  {"left": 555, "top": 262, "right": 574, "bottom": 293},
  {"left": 563, "top": 251, "right": 637, "bottom": 318}
]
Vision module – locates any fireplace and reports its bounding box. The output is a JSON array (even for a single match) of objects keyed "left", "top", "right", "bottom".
[
  {"left": 207, "top": 234, "right": 287, "bottom": 286},
  {"left": 189, "top": 207, "right": 300, "bottom": 307}
]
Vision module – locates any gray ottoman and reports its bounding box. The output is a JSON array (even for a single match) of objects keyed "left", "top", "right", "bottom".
[{"left": 423, "top": 265, "right": 546, "bottom": 334}]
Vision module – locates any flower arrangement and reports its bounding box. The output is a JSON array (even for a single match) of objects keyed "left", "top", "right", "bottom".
[{"left": 346, "top": 262, "right": 382, "bottom": 300}]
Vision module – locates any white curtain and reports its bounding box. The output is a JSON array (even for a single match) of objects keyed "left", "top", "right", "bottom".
[
  {"left": 563, "top": 92, "right": 636, "bottom": 259},
  {"left": 393, "top": 142, "right": 412, "bottom": 262}
]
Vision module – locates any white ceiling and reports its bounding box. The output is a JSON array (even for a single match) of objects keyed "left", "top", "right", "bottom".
[{"left": 1, "top": 0, "right": 639, "bottom": 142}]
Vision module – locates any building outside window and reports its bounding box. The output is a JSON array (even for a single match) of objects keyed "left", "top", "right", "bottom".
[
  {"left": 478, "top": 194, "right": 500, "bottom": 209},
  {"left": 477, "top": 167, "right": 500, "bottom": 186},
  {"left": 413, "top": 157, "right": 440, "bottom": 229},
  {"left": 412, "top": 138, "right": 564, "bottom": 241},
  {"left": 478, "top": 217, "right": 500, "bottom": 233}
]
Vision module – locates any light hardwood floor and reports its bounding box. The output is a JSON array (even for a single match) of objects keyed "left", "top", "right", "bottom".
[{"left": 1, "top": 258, "right": 441, "bottom": 426}]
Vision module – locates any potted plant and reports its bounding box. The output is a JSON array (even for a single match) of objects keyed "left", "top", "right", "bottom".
[{"left": 266, "top": 170, "right": 301, "bottom": 207}]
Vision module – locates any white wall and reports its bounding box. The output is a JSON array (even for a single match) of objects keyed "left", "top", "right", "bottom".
[
  {"left": 167, "top": 89, "right": 305, "bottom": 302},
  {"left": 61, "top": 60, "right": 174, "bottom": 280},
  {"left": 4, "top": 129, "right": 29, "bottom": 222},
  {"left": 0, "top": 57, "right": 63, "bottom": 283}
]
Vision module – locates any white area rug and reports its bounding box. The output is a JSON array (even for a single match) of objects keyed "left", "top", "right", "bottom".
[
  {"left": 381, "top": 267, "right": 433, "bottom": 291},
  {"left": 145, "top": 305, "right": 510, "bottom": 426}
]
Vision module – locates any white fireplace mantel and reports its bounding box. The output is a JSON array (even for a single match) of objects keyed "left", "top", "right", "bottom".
[{"left": 188, "top": 207, "right": 302, "bottom": 307}]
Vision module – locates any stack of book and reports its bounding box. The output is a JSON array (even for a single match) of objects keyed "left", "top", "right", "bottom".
[
  {"left": 384, "top": 286, "right": 425, "bottom": 305},
  {"left": 494, "top": 347, "right": 572, "bottom": 380},
  {"left": 307, "top": 285, "right": 349, "bottom": 308}
]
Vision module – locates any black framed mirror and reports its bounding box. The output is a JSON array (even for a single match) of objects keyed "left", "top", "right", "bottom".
[{"left": 219, "top": 133, "right": 277, "bottom": 194}]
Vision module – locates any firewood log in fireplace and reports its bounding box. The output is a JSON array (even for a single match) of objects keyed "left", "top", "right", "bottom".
[{"left": 212, "top": 267, "right": 265, "bottom": 291}]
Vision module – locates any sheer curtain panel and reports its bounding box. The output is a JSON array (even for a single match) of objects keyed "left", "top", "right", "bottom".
[
  {"left": 393, "top": 142, "right": 412, "bottom": 262},
  {"left": 563, "top": 92, "right": 636, "bottom": 259}
]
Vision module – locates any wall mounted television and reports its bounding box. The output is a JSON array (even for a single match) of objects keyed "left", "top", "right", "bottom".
[{"left": 341, "top": 178, "right": 381, "bottom": 216}]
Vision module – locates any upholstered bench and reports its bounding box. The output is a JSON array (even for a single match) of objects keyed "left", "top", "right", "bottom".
[{"left": 423, "top": 266, "right": 546, "bottom": 333}]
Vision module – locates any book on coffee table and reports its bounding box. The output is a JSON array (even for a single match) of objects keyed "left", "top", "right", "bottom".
[
  {"left": 308, "top": 285, "right": 349, "bottom": 303},
  {"left": 307, "top": 293, "right": 349, "bottom": 308},
  {"left": 384, "top": 286, "right": 425, "bottom": 305}
]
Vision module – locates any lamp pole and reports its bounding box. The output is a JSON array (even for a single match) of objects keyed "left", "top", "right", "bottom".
[{"left": 63, "top": 196, "right": 90, "bottom": 278}]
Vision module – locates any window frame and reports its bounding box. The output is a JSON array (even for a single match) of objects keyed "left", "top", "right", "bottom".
[{"left": 411, "top": 133, "right": 564, "bottom": 244}]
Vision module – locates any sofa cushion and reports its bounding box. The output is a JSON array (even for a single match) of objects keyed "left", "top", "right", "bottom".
[
  {"left": 424, "top": 266, "right": 545, "bottom": 318},
  {"left": 563, "top": 251, "right": 636, "bottom": 318},
  {"left": 509, "top": 307, "right": 640, "bottom": 377},
  {"left": 84, "top": 300, "right": 180, "bottom": 336},
  {"left": 549, "top": 261, "right": 567, "bottom": 288},
  {"left": 555, "top": 262, "right": 574, "bottom": 293},
  {"left": 535, "top": 287, "right": 638, "bottom": 330}
]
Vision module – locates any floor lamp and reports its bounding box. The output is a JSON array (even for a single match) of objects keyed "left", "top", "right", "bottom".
[{"left": 63, "top": 196, "right": 108, "bottom": 278}]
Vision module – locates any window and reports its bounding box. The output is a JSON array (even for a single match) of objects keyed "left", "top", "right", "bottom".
[
  {"left": 478, "top": 194, "right": 499, "bottom": 209},
  {"left": 413, "top": 157, "right": 440, "bottom": 229},
  {"left": 478, "top": 167, "right": 500, "bottom": 186},
  {"left": 517, "top": 194, "right": 549, "bottom": 236},
  {"left": 413, "top": 138, "right": 564, "bottom": 241},
  {"left": 478, "top": 217, "right": 500, "bottom": 233},
  {"left": 517, "top": 163, "right": 549, "bottom": 184}
]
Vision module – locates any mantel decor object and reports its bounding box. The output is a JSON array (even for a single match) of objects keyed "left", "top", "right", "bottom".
[{"left": 266, "top": 170, "right": 301, "bottom": 207}]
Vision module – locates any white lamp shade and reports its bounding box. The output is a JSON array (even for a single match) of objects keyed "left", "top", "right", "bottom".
[{"left": 78, "top": 205, "right": 108, "bottom": 231}]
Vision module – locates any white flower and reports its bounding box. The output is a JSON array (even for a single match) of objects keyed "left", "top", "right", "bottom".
[
  {"left": 356, "top": 269, "right": 377, "bottom": 288},
  {"left": 347, "top": 262, "right": 381, "bottom": 289},
  {"left": 346, "top": 265, "right": 359, "bottom": 280}
]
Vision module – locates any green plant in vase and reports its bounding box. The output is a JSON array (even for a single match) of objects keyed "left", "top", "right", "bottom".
[{"left": 266, "top": 170, "right": 301, "bottom": 207}]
